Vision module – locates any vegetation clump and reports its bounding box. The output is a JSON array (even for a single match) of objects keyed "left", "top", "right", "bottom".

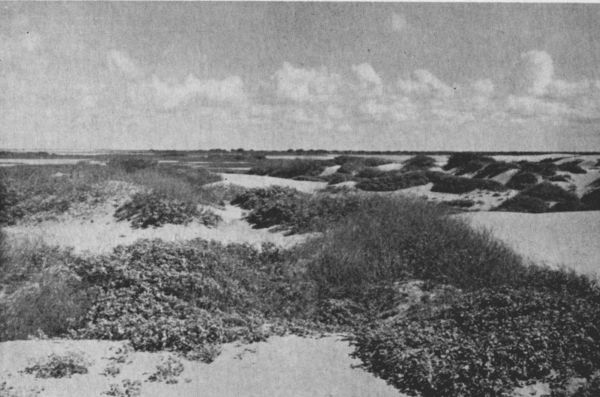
[
  {"left": 248, "top": 159, "right": 331, "bottom": 179},
  {"left": 401, "top": 155, "right": 437, "bottom": 171},
  {"left": 474, "top": 161, "right": 519, "bottom": 178},
  {"left": 558, "top": 160, "right": 587, "bottom": 174},
  {"left": 114, "top": 192, "right": 219, "bottom": 228},
  {"left": 107, "top": 156, "right": 157, "bottom": 173},
  {"left": 443, "top": 153, "right": 495, "bottom": 174},
  {"left": 506, "top": 171, "right": 539, "bottom": 190},
  {"left": 581, "top": 188, "right": 600, "bottom": 210},
  {"left": 356, "top": 171, "right": 430, "bottom": 192},
  {"left": 23, "top": 352, "right": 89, "bottom": 378},
  {"left": 431, "top": 175, "right": 504, "bottom": 194}
]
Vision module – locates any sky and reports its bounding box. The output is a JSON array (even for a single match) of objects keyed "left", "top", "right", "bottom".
[{"left": 1, "top": 2, "right": 600, "bottom": 151}]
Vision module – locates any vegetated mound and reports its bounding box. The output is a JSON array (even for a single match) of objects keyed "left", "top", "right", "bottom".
[
  {"left": 114, "top": 191, "right": 221, "bottom": 229},
  {"left": 496, "top": 182, "right": 582, "bottom": 213},
  {"left": 430, "top": 174, "right": 505, "bottom": 194},
  {"left": 474, "top": 161, "right": 519, "bottom": 179},
  {"left": 248, "top": 159, "right": 333, "bottom": 179},
  {"left": 401, "top": 154, "right": 437, "bottom": 171},
  {"left": 332, "top": 156, "right": 390, "bottom": 175},
  {"left": 443, "top": 153, "right": 496, "bottom": 175},
  {"left": 581, "top": 187, "right": 600, "bottom": 210},
  {"left": 355, "top": 171, "right": 430, "bottom": 192},
  {"left": 231, "top": 186, "right": 362, "bottom": 233},
  {"left": 558, "top": 160, "right": 587, "bottom": 174},
  {"left": 517, "top": 160, "right": 558, "bottom": 177},
  {"left": 506, "top": 171, "right": 539, "bottom": 190},
  {"left": 0, "top": 239, "right": 320, "bottom": 358}
]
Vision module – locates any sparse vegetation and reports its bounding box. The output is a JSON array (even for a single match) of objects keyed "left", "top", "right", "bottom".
[
  {"left": 402, "top": 155, "right": 437, "bottom": 171},
  {"left": 431, "top": 175, "right": 504, "bottom": 194},
  {"left": 558, "top": 160, "right": 587, "bottom": 174},
  {"left": 506, "top": 171, "right": 539, "bottom": 190},
  {"left": 23, "top": 352, "right": 89, "bottom": 378},
  {"left": 495, "top": 194, "right": 550, "bottom": 213},
  {"left": 248, "top": 159, "right": 332, "bottom": 179},
  {"left": 356, "top": 171, "right": 430, "bottom": 191}
]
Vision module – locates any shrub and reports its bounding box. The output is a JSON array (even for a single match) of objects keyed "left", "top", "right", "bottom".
[
  {"left": 442, "top": 199, "right": 475, "bottom": 208},
  {"left": 24, "top": 352, "right": 89, "bottom": 378},
  {"left": 355, "top": 167, "right": 386, "bottom": 179},
  {"left": 522, "top": 182, "right": 579, "bottom": 203},
  {"left": 352, "top": 286, "right": 600, "bottom": 397},
  {"left": 248, "top": 159, "right": 331, "bottom": 179},
  {"left": 474, "top": 161, "right": 519, "bottom": 178},
  {"left": 402, "top": 155, "right": 436, "bottom": 171},
  {"left": 506, "top": 171, "right": 538, "bottom": 190},
  {"left": 549, "top": 174, "right": 571, "bottom": 182},
  {"left": 147, "top": 356, "right": 185, "bottom": 384},
  {"left": 443, "top": 153, "right": 495, "bottom": 172},
  {"left": 325, "top": 172, "right": 355, "bottom": 185},
  {"left": 107, "top": 156, "right": 157, "bottom": 173},
  {"left": 581, "top": 188, "right": 600, "bottom": 210},
  {"left": 518, "top": 161, "right": 558, "bottom": 177},
  {"left": 356, "top": 171, "right": 430, "bottom": 191},
  {"left": 431, "top": 175, "right": 504, "bottom": 194},
  {"left": 495, "top": 194, "right": 549, "bottom": 213},
  {"left": 114, "top": 192, "right": 210, "bottom": 228},
  {"left": 558, "top": 160, "right": 587, "bottom": 174},
  {"left": 333, "top": 156, "right": 389, "bottom": 174}
]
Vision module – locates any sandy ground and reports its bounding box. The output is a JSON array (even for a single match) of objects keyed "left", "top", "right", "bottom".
[
  {"left": 461, "top": 211, "right": 600, "bottom": 277},
  {"left": 0, "top": 336, "right": 403, "bottom": 397},
  {"left": 213, "top": 173, "right": 328, "bottom": 193},
  {"left": 4, "top": 203, "right": 314, "bottom": 255}
]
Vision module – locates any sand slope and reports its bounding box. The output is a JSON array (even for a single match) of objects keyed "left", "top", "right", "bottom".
[
  {"left": 461, "top": 211, "right": 600, "bottom": 277},
  {"left": 0, "top": 336, "right": 403, "bottom": 397}
]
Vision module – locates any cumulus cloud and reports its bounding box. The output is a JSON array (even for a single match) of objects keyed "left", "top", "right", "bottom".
[
  {"left": 107, "top": 50, "right": 143, "bottom": 80},
  {"left": 352, "top": 63, "right": 382, "bottom": 86},
  {"left": 397, "top": 69, "right": 454, "bottom": 97},
  {"left": 391, "top": 13, "right": 407, "bottom": 32},
  {"left": 149, "top": 74, "right": 247, "bottom": 109},
  {"left": 274, "top": 62, "right": 342, "bottom": 103},
  {"left": 512, "top": 50, "right": 554, "bottom": 96}
]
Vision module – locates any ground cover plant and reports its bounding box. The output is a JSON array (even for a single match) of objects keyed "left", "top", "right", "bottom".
[
  {"left": 248, "top": 158, "right": 332, "bottom": 179},
  {"left": 355, "top": 171, "right": 430, "bottom": 191},
  {"left": 443, "top": 153, "right": 496, "bottom": 174},
  {"left": 474, "top": 161, "right": 519, "bottom": 178},
  {"left": 430, "top": 175, "right": 505, "bottom": 194},
  {"left": 558, "top": 160, "right": 587, "bottom": 174},
  {"left": 497, "top": 182, "right": 582, "bottom": 213},
  {"left": 401, "top": 155, "right": 437, "bottom": 171},
  {"left": 23, "top": 352, "right": 89, "bottom": 378},
  {"left": 505, "top": 171, "right": 539, "bottom": 190}
]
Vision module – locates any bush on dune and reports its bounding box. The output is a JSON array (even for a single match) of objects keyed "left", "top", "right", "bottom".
[
  {"left": 474, "top": 161, "right": 519, "bottom": 178},
  {"left": 107, "top": 156, "right": 157, "bottom": 173},
  {"left": 558, "top": 160, "right": 587, "bottom": 174},
  {"left": 506, "top": 171, "right": 539, "bottom": 190},
  {"left": 443, "top": 153, "right": 495, "bottom": 174},
  {"left": 495, "top": 194, "right": 550, "bottom": 213},
  {"left": 401, "top": 154, "right": 436, "bottom": 171},
  {"left": 581, "top": 188, "right": 600, "bottom": 210},
  {"left": 356, "top": 171, "right": 430, "bottom": 191},
  {"left": 518, "top": 160, "right": 558, "bottom": 177},
  {"left": 248, "top": 159, "right": 331, "bottom": 179},
  {"left": 495, "top": 184, "right": 581, "bottom": 213},
  {"left": 430, "top": 175, "right": 505, "bottom": 194}
]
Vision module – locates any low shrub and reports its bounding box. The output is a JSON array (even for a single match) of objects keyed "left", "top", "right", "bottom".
[
  {"left": 355, "top": 167, "right": 386, "bottom": 179},
  {"left": 581, "top": 188, "right": 600, "bottom": 210},
  {"left": 114, "top": 192, "right": 210, "bottom": 228},
  {"left": 333, "top": 156, "right": 389, "bottom": 167},
  {"left": 248, "top": 159, "right": 331, "bottom": 179},
  {"left": 442, "top": 199, "right": 475, "bottom": 208},
  {"left": 356, "top": 171, "right": 430, "bottom": 192},
  {"left": 518, "top": 161, "right": 558, "bottom": 177},
  {"left": 549, "top": 174, "right": 571, "bottom": 182},
  {"left": 558, "top": 160, "right": 587, "bottom": 174},
  {"left": 107, "top": 156, "right": 157, "bottom": 173},
  {"left": 352, "top": 286, "right": 600, "bottom": 397},
  {"left": 495, "top": 194, "right": 549, "bottom": 213},
  {"left": 325, "top": 172, "right": 355, "bottom": 185},
  {"left": 431, "top": 175, "right": 504, "bottom": 194},
  {"left": 522, "top": 182, "right": 579, "bottom": 203},
  {"left": 443, "top": 153, "right": 495, "bottom": 172},
  {"left": 402, "top": 155, "right": 436, "bottom": 171},
  {"left": 24, "top": 352, "right": 89, "bottom": 378},
  {"left": 506, "top": 171, "right": 538, "bottom": 190},
  {"left": 474, "top": 161, "right": 519, "bottom": 178},
  {"left": 147, "top": 356, "right": 184, "bottom": 384}
]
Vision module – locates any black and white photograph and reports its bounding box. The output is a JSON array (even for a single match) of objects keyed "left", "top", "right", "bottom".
[{"left": 1, "top": 2, "right": 599, "bottom": 396}]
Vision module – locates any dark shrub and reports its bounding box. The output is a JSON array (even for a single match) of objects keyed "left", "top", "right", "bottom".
[
  {"left": 114, "top": 192, "right": 211, "bottom": 228},
  {"left": 402, "top": 155, "right": 436, "bottom": 171},
  {"left": 549, "top": 174, "right": 571, "bottom": 182},
  {"left": 506, "top": 171, "right": 538, "bottom": 190},
  {"left": 333, "top": 156, "right": 388, "bottom": 167},
  {"left": 443, "top": 153, "right": 495, "bottom": 172},
  {"left": 352, "top": 286, "right": 600, "bottom": 397},
  {"left": 495, "top": 194, "right": 549, "bottom": 213},
  {"left": 581, "top": 188, "right": 600, "bottom": 210},
  {"left": 24, "top": 352, "right": 89, "bottom": 378},
  {"left": 518, "top": 161, "right": 558, "bottom": 177},
  {"left": 558, "top": 160, "right": 587, "bottom": 174},
  {"left": 474, "top": 161, "right": 519, "bottom": 178},
  {"left": 325, "top": 172, "right": 355, "bottom": 185},
  {"left": 249, "top": 159, "right": 331, "bottom": 179},
  {"left": 442, "top": 199, "right": 475, "bottom": 208},
  {"left": 431, "top": 175, "right": 504, "bottom": 194},
  {"left": 356, "top": 171, "right": 430, "bottom": 192},
  {"left": 523, "top": 182, "right": 579, "bottom": 203},
  {"left": 291, "top": 175, "right": 326, "bottom": 182},
  {"left": 356, "top": 167, "right": 386, "bottom": 179},
  {"left": 107, "top": 156, "right": 157, "bottom": 173}
]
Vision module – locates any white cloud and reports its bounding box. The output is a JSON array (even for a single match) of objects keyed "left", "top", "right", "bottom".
[
  {"left": 512, "top": 50, "right": 554, "bottom": 96},
  {"left": 506, "top": 95, "right": 570, "bottom": 118},
  {"left": 391, "top": 13, "right": 407, "bottom": 32},
  {"left": 274, "top": 62, "right": 342, "bottom": 103},
  {"left": 352, "top": 63, "right": 382, "bottom": 86},
  {"left": 107, "top": 50, "right": 142, "bottom": 80},
  {"left": 397, "top": 69, "right": 454, "bottom": 97}
]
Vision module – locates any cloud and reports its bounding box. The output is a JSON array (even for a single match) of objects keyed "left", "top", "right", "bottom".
[
  {"left": 391, "top": 13, "right": 407, "bottom": 32},
  {"left": 149, "top": 74, "right": 247, "bottom": 109},
  {"left": 107, "top": 50, "right": 143, "bottom": 80},
  {"left": 397, "top": 69, "right": 454, "bottom": 97},
  {"left": 352, "top": 63, "right": 382, "bottom": 86},
  {"left": 512, "top": 50, "right": 554, "bottom": 96},
  {"left": 506, "top": 95, "right": 570, "bottom": 118},
  {"left": 274, "top": 62, "right": 342, "bottom": 103}
]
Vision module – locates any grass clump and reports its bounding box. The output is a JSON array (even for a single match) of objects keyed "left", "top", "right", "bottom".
[
  {"left": 495, "top": 194, "right": 550, "bottom": 213},
  {"left": 114, "top": 192, "right": 220, "bottom": 229},
  {"left": 518, "top": 160, "right": 558, "bottom": 177},
  {"left": 443, "top": 153, "right": 495, "bottom": 174},
  {"left": 107, "top": 156, "right": 157, "bottom": 173},
  {"left": 558, "top": 160, "right": 587, "bottom": 174},
  {"left": 401, "top": 155, "right": 436, "bottom": 171},
  {"left": 474, "top": 161, "right": 519, "bottom": 178}
]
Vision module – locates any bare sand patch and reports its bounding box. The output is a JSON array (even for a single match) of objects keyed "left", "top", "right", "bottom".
[
  {"left": 460, "top": 211, "right": 600, "bottom": 277},
  {"left": 0, "top": 336, "right": 403, "bottom": 397},
  {"left": 212, "top": 173, "right": 328, "bottom": 193}
]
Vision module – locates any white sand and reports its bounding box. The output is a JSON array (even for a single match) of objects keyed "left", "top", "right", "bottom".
[
  {"left": 213, "top": 173, "right": 328, "bottom": 193},
  {"left": 375, "top": 163, "right": 403, "bottom": 172},
  {"left": 461, "top": 211, "right": 600, "bottom": 277},
  {"left": 4, "top": 203, "right": 314, "bottom": 255},
  {"left": 319, "top": 165, "right": 341, "bottom": 176},
  {"left": 0, "top": 336, "right": 403, "bottom": 397}
]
